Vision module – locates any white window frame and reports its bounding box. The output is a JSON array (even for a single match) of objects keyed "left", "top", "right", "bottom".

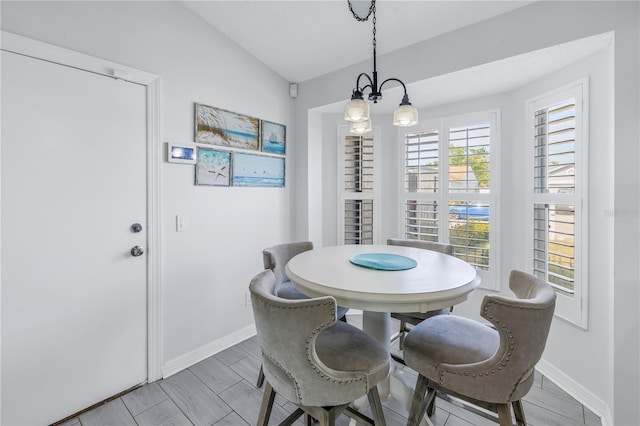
[
  {"left": 337, "top": 125, "right": 382, "bottom": 245},
  {"left": 525, "top": 80, "right": 589, "bottom": 329},
  {"left": 398, "top": 111, "right": 501, "bottom": 291}
]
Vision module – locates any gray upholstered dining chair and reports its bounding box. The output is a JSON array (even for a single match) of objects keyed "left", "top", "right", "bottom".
[
  {"left": 250, "top": 269, "right": 389, "bottom": 426},
  {"left": 403, "top": 270, "right": 556, "bottom": 426},
  {"left": 387, "top": 238, "right": 453, "bottom": 350},
  {"left": 256, "top": 241, "right": 350, "bottom": 388}
]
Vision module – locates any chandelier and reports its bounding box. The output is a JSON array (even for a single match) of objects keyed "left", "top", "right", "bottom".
[{"left": 344, "top": 0, "right": 418, "bottom": 134}]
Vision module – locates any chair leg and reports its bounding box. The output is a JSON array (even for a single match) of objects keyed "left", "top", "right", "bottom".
[
  {"left": 408, "top": 374, "right": 429, "bottom": 426},
  {"left": 257, "top": 382, "right": 276, "bottom": 426},
  {"left": 256, "top": 364, "right": 265, "bottom": 388},
  {"left": 425, "top": 387, "right": 437, "bottom": 417},
  {"left": 280, "top": 408, "right": 305, "bottom": 426},
  {"left": 305, "top": 414, "right": 314, "bottom": 426},
  {"left": 512, "top": 400, "right": 527, "bottom": 426},
  {"left": 399, "top": 320, "right": 407, "bottom": 350},
  {"left": 496, "top": 403, "right": 513, "bottom": 426},
  {"left": 367, "top": 385, "right": 386, "bottom": 425},
  {"left": 315, "top": 407, "right": 337, "bottom": 426}
]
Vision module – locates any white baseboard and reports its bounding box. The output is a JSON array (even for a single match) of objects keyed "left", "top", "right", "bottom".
[
  {"left": 162, "top": 323, "right": 257, "bottom": 379},
  {"left": 536, "top": 358, "right": 612, "bottom": 426}
]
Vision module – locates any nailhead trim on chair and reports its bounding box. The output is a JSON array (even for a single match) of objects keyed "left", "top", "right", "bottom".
[
  {"left": 259, "top": 298, "right": 367, "bottom": 403},
  {"left": 263, "top": 350, "right": 304, "bottom": 401}
]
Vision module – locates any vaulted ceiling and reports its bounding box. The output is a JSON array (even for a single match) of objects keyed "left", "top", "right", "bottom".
[
  {"left": 183, "top": 1, "right": 533, "bottom": 83},
  {"left": 183, "top": 1, "right": 610, "bottom": 112}
]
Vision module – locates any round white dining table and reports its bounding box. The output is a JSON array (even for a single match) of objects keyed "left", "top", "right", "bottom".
[{"left": 285, "top": 244, "right": 481, "bottom": 425}]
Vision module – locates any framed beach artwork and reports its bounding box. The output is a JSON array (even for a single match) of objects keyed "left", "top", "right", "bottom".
[
  {"left": 232, "top": 153, "right": 285, "bottom": 188},
  {"left": 195, "top": 103, "right": 259, "bottom": 151},
  {"left": 261, "top": 120, "right": 286, "bottom": 155},
  {"left": 195, "top": 147, "right": 232, "bottom": 186}
]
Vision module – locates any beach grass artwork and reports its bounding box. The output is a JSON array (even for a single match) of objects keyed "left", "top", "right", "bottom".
[
  {"left": 195, "top": 103, "right": 259, "bottom": 151},
  {"left": 196, "top": 147, "right": 232, "bottom": 186},
  {"left": 232, "top": 153, "right": 285, "bottom": 187},
  {"left": 261, "top": 120, "right": 286, "bottom": 155}
]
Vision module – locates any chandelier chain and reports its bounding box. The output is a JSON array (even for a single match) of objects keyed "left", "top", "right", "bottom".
[{"left": 372, "top": 2, "right": 377, "bottom": 53}]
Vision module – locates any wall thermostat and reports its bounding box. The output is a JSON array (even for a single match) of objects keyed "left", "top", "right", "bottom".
[
  {"left": 167, "top": 142, "right": 197, "bottom": 164},
  {"left": 289, "top": 83, "right": 298, "bottom": 98}
]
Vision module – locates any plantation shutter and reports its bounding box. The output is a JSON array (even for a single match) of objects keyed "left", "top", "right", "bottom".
[
  {"left": 532, "top": 99, "right": 577, "bottom": 295},
  {"left": 400, "top": 112, "right": 498, "bottom": 290},
  {"left": 341, "top": 133, "right": 377, "bottom": 244}
]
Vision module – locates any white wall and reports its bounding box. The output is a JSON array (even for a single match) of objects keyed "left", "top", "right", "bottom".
[
  {"left": 1, "top": 1, "right": 293, "bottom": 374},
  {"left": 295, "top": 2, "right": 638, "bottom": 425}
]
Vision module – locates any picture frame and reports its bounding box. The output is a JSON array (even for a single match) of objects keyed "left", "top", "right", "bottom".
[
  {"left": 261, "top": 120, "right": 286, "bottom": 155},
  {"left": 167, "top": 142, "right": 197, "bottom": 164},
  {"left": 195, "top": 103, "right": 259, "bottom": 151},
  {"left": 195, "top": 147, "right": 232, "bottom": 186},
  {"left": 232, "top": 153, "right": 285, "bottom": 187}
]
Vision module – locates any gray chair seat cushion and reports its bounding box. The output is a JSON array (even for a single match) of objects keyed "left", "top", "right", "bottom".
[
  {"left": 277, "top": 281, "right": 349, "bottom": 319},
  {"left": 316, "top": 321, "right": 390, "bottom": 386},
  {"left": 403, "top": 314, "right": 499, "bottom": 380},
  {"left": 276, "top": 281, "right": 308, "bottom": 300}
]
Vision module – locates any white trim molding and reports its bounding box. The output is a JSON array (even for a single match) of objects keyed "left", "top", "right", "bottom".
[
  {"left": 537, "top": 358, "right": 612, "bottom": 426},
  {"left": 1, "top": 31, "right": 158, "bottom": 85},
  {"left": 162, "top": 324, "right": 257, "bottom": 379}
]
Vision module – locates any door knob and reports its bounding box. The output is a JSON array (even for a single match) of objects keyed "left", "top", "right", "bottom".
[
  {"left": 130, "top": 223, "right": 142, "bottom": 233},
  {"left": 130, "top": 246, "right": 144, "bottom": 257}
]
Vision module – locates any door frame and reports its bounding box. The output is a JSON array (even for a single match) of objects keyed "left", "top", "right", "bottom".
[{"left": 1, "top": 31, "right": 163, "bottom": 382}]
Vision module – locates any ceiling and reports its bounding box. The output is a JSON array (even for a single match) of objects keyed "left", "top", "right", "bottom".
[
  {"left": 182, "top": 1, "right": 611, "bottom": 113},
  {"left": 182, "top": 0, "right": 534, "bottom": 83}
]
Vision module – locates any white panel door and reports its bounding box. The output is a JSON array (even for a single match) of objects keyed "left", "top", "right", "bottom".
[{"left": 1, "top": 50, "right": 147, "bottom": 425}]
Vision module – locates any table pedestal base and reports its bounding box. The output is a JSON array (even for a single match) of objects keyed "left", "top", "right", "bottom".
[{"left": 349, "top": 312, "right": 433, "bottom": 426}]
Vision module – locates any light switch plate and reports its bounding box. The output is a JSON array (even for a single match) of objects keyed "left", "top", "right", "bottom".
[{"left": 176, "top": 215, "right": 189, "bottom": 232}]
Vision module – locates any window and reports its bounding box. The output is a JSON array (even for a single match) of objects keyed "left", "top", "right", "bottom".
[
  {"left": 526, "top": 81, "right": 588, "bottom": 328},
  {"left": 338, "top": 127, "right": 381, "bottom": 244},
  {"left": 401, "top": 111, "right": 499, "bottom": 290}
]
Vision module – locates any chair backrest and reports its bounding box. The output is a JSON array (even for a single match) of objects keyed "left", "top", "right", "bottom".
[
  {"left": 249, "top": 269, "right": 368, "bottom": 406},
  {"left": 439, "top": 270, "right": 556, "bottom": 402},
  {"left": 387, "top": 238, "right": 453, "bottom": 256},
  {"left": 263, "top": 241, "right": 313, "bottom": 285}
]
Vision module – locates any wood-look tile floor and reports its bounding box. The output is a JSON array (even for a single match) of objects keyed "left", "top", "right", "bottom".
[{"left": 58, "top": 316, "right": 601, "bottom": 426}]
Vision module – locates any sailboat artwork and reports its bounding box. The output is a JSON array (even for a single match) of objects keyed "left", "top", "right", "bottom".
[
  {"left": 195, "top": 103, "right": 259, "bottom": 151},
  {"left": 261, "top": 120, "right": 286, "bottom": 155}
]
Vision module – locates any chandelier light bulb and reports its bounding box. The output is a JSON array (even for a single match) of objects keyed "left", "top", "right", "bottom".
[{"left": 350, "top": 118, "right": 372, "bottom": 134}]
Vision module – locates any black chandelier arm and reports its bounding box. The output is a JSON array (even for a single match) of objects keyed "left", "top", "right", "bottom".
[
  {"left": 354, "top": 72, "right": 374, "bottom": 92},
  {"left": 378, "top": 77, "right": 408, "bottom": 95},
  {"left": 379, "top": 77, "right": 413, "bottom": 105}
]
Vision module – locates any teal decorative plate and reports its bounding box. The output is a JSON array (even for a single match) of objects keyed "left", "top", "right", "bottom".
[{"left": 349, "top": 253, "right": 417, "bottom": 271}]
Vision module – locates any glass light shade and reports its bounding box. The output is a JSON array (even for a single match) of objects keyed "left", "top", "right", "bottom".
[
  {"left": 393, "top": 104, "right": 419, "bottom": 127},
  {"left": 344, "top": 98, "right": 370, "bottom": 122},
  {"left": 349, "top": 118, "right": 372, "bottom": 134}
]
